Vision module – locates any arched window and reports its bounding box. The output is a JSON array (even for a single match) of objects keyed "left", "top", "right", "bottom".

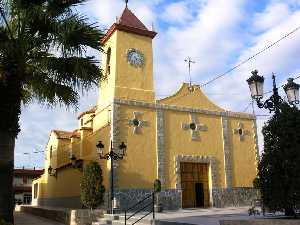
[
  {"left": 106, "top": 47, "right": 111, "bottom": 77},
  {"left": 50, "top": 146, "right": 52, "bottom": 159}
]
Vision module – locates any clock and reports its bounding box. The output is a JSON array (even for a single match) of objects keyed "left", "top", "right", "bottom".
[{"left": 127, "top": 49, "right": 144, "bottom": 68}]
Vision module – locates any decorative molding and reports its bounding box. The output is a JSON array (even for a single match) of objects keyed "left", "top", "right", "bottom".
[
  {"left": 233, "top": 122, "right": 251, "bottom": 141},
  {"left": 182, "top": 113, "right": 208, "bottom": 141},
  {"left": 128, "top": 112, "right": 148, "bottom": 134},
  {"left": 113, "top": 99, "right": 255, "bottom": 120},
  {"left": 111, "top": 103, "right": 121, "bottom": 189},
  {"left": 156, "top": 109, "right": 165, "bottom": 186},
  {"left": 174, "top": 155, "right": 217, "bottom": 190},
  {"left": 221, "top": 116, "right": 233, "bottom": 188},
  {"left": 252, "top": 119, "right": 260, "bottom": 164}
]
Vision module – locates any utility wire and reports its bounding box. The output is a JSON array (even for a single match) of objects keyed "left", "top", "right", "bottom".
[{"left": 200, "top": 25, "right": 300, "bottom": 88}]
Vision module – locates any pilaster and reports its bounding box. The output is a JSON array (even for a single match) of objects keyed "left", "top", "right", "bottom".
[
  {"left": 221, "top": 116, "right": 233, "bottom": 188},
  {"left": 156, "top": 109, "right": 165, "bottom": 186},
  {"left": 110, "top": 103, "right": 121, "bottom": 189}
]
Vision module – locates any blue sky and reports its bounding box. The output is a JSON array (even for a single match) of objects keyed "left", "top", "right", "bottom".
[{"left": 15, "top": 0, "right": 300, "bottom": 168}]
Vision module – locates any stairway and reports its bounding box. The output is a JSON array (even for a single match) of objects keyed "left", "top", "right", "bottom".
[{"left": 93, "top": 213, "right": 154, "bottom": 225}]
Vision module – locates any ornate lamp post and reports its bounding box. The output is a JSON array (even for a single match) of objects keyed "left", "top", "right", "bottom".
[
  {"left": 48, "top": 166, "right": 57, "bottom": 177},
  {"left": 247, "top": 70, "right": 299, "bottom": 112},
  {"left": 284, "top": 78, "right": 300, "bottom": 105},
  {"left": 96, "top": 140, "right": 127, "bottom": 214}
]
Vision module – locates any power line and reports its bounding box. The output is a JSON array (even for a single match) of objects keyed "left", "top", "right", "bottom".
[{"left": 200, "top": 25, "right": 300, "bottom": 88}]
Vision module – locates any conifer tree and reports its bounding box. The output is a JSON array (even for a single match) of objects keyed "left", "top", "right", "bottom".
[
  {"left": 80, "top": 161, "right": 105, "bottom": 210},
  {"left": 258, "top": 103, "right": 300, "bottom": 216}
]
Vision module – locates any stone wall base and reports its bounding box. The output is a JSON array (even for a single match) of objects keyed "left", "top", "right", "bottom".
[
  {"left": 212, "top": 187, "right": 259, "bottom": 208},
  {"left": 35, "top": 196, "right": 82, "bottom": 209},
  {"left": 115, "top": 189, "right": 182, "bottom": 211}
]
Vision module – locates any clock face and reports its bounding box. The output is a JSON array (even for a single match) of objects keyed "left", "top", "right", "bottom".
[{"left": 127, "top": 49, "right": 144, "bottom": 68}]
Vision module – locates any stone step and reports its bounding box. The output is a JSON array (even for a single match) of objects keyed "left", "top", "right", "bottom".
[{"left": 97, "top": 213, "right": 154, "bottom": 225}]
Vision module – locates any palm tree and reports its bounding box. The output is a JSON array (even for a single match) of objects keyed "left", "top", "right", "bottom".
[{"left": 0, "top": 0, "right": 103, "bottom": 223}]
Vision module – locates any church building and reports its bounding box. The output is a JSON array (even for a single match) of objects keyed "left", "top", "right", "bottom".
[{"left": 32, "top": 5, "right": 259, "bottom": 210}]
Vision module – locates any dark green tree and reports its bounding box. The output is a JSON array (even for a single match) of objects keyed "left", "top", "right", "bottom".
[
  {"left": 0, "top": 1, "right": 103, "bottom": 223},
  {"left": 258, "top": 103, "right": 300, "bottom": 216},
  {"left": 80, "top": 161, "right": 105, "bottom": 210}
]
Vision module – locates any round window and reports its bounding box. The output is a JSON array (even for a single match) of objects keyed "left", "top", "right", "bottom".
[
  {"left": 189, "top": 123, "right": 196, "bottom": 130},
  {"left": 133, "top": 119, "right": 140, "bottom": 127},
  {"left": 238, "top": 128, "right": 243, "bottom": 135}
]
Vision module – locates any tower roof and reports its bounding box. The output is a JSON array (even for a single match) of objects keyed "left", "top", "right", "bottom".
[
  {"left": 101, "top": 7, "right": 157, "bottom": 44},
  {"left": 118, "top": 7, "right": 148, "bottom": 30}
]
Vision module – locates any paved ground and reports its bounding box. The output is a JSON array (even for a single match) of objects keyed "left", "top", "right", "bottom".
[
  {"left": 14, "top": 212, "right": 64, "bottom": 225},
  {"left": 13, "top": 206, "right": 266, "bottom": 225},
  {"left": 139, "top": 207, "right": 265, "bottom": 225}
]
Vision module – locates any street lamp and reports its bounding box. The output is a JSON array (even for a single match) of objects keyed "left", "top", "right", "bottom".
[
  {"left": 247, "top": 70, "right": 299, "bottom": 112},
  {"left": 96, "top": 140, "right": 127, "bottom": 214},
  {"left": 284, "top": 78, "right": 300, "bottom": 105},
  {"left": 48, "top": 166, "right": 57, "bottom": 177},
  {"left": 69, "top": 154, "right": 83, "bottom": 170}
]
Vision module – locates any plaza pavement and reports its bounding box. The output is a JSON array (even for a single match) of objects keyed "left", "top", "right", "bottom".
[
  {"left": 14, "top": 211, "right": 64, "bottom": 225},
  {"left": 13, "top": 206, "right": 262, "bottom": 225},
  {"left": 153, "top": 207, "right": 263, "bottom": 225}
]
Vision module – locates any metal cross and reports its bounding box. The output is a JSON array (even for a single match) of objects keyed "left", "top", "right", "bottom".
[
  {"left": 182, "top": 113, "right": 207, "bottom": 141},
  {"left": 128, "top": 112, "right": 148, "bottom": 134},
  {"left": 125, "top": 0, "right": 129, "bottom": 7},
  {"left": 184, "top": 57, "right": 196, "bottom": 91},
  {"left": 233, "top": 122, "right": 251, "bottom": 141}
]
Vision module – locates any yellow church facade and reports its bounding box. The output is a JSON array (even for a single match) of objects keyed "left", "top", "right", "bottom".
[{"left": 32, "top": 6, "right": 259, "bottom": 210}]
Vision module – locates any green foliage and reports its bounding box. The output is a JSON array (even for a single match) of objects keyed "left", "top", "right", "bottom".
[
  {"left": 0, "top": 219, "right": 12, "bottom": 225},
  {"left": 0, "top": 0, "right": 103, "bottom": 135},
  {"left": 258, "top": 103, "right": 300, "bottom": 216},
  {"left": 253, "top": 177, "right": 260, "bottom": 189},
  {"left": 154, "top": 179, "right": 161, "bottom": 193},
  {"left": 80, "top": 161, "right": 105, "bottom": 210}
]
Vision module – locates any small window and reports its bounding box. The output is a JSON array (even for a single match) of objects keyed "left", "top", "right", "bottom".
[
  {"left": 50, "top": 146, "right": 52, "bottom": 159},
  {"left": 106, "top": 48, "right": 112, "bottom": 77},
  {"left": 81, "top": 118, "right": 84, "bottom": 126},
  {"left": 34, "top": 183, "right": 38, "bottom": 199},
  {"left": 23, "top": 176, "right": 28, "bottom": 184}
]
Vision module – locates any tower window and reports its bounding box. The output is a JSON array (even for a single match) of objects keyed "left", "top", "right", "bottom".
[
  {"left": 50, "top": 146, "right": 52, "bottom": 159},
  {"left": 106, "top": 47, "right": 111, "bottom": 77}
]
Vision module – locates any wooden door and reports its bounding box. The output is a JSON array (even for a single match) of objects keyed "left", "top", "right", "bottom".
[{"left": 181, "top": 162, "right": 209, "bottom": 208}]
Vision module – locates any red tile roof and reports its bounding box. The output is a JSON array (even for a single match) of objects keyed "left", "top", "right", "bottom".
[
  {"left": 77, "top": 106, "right": 97, "bottom": 119},
  {"left": 118, "top": 7, "right": 148, "bottom": 31},
  {"left": 101, "top": 7, "right": 157, "bottom": 44},
  {"left": 53, "top": 130, "right": 80, "bottom": 139},
  {"left": 14, "top": 169, "right": 44, "bottom": 177}
]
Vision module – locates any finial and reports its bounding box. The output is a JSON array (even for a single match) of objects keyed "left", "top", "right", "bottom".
[
  {"left": 184, "top": 57, "right": 196, "bottom": 92},
  {"left": 125, "top": 0, "right": 128, "bottom": 8}
]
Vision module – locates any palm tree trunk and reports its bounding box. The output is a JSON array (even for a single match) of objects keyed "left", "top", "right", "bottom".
[
  {"left": 0, "top": 132, "right": 15, "bottom": 224},
  {"left": 0, "top": 75, "right": 22, "bottom": 224}
]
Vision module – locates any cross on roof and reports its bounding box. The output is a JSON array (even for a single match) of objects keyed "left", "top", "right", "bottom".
[
  {"left": 128, "top": 112, "right": 148, "bottom": 134},
  {"left": 184, "top": 57, "right": 195, "bottom": 91},
  {"left": 125, "top": 0, "right": 129, "bottom": 7},
  {"left": 233, "top": 122, "right": 251, "bottom": 141},
  {"left": 182, "top": 113, "right": 208, "bottom": 141}
]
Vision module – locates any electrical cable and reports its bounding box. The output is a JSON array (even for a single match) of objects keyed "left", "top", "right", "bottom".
[{"left": 200, "top": 25, "right": 300, "bottom": 88}]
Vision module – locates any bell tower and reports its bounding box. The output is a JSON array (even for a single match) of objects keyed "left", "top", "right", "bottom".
[{"left": 97, "top": 5, "right": 157, "bottom": 109}]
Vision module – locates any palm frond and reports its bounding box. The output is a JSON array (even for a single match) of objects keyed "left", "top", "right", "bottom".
[
  {"left": 52, "top": 14, "right": 103, "bottom": 56},
  {"left": 47, "top": 0, "right": 88, "bottom": 17},
  {"left": 23, "top": 71, "right": 79, "bottom": 107},
  {"left": 39, "top": 56, "right": 101, "bottom": 88}
]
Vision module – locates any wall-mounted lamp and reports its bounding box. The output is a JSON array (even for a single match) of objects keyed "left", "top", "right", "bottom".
[
  {"left": 69, "top": 154, "right": 83, "bottom": 171},
  {"left": 48, "top": 166, "right": 57, "bottom": 177}
]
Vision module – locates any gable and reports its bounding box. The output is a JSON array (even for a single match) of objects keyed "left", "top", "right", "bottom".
[{"left": 157, "top": 83, "right": 225, "bottom": 112}]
